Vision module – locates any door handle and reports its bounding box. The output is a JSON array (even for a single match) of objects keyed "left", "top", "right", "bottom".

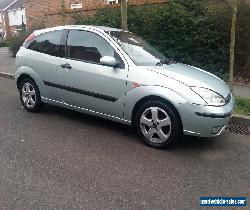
[{"left": 60, "top": 63, "right": 72, "bottom": 70}]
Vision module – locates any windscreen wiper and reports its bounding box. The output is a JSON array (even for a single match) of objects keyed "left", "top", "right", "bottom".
[{"left": 156, "top": 59, "right": 176, "bottom": 66}]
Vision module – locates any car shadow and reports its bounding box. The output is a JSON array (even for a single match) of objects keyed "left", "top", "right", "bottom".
[
  {"left": 41, "top": 104, "right": 219, "bottom": 151},
  {"left": 42, "top": 104, "right": 136, "bottom": 138},
  {"left": 171, "top": 135, "right": 218, "bottom": 151}
]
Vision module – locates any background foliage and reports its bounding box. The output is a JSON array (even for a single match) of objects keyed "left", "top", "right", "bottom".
[
  {"left": 7, "top": 31, "right": 30, "bottom": 56},
  {"left": 0, "top": 41, "right": 9, "bottom": 47},
  {"left": 74, "top": 0, "right": 250, "bottom": 80},
  {"left": 235, "top": 0, "right": 250, "bottom": 78},
  {"left": 6, "top": 25, "right": 44, "bottom": 57}
]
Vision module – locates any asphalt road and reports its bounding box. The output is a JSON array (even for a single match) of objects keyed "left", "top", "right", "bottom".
[{"left": 0, "top": 77, "right": 249, "bottom": 210}]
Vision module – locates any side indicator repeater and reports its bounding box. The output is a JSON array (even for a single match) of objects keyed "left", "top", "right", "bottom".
[{"left": 132, "top": 82, "right": 141, "bottom": 88}]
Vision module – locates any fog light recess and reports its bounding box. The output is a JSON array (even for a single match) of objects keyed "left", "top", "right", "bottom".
[{"left": 211, "top": 126, "right": 223, "bottom": 135}]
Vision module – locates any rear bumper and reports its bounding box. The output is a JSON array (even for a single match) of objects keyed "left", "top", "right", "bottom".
[{"left": 179, "top": 94, "right": 235, "bottom": 138}]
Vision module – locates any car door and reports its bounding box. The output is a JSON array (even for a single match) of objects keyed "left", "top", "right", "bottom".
[
  {"left": 25, "top": 29, "right": 67, "bottom": 101},
  {"left": 55, "top": 29, "right": 128, "bottom": 119}
]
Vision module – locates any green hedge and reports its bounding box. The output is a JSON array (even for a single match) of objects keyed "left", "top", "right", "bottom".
[
  {"left": 0, "top": 41, "right": 9, "bottom": 47},
  {"left": 7, "top": 31, "right": 31, "bottom": 57},
  {"left": 74, "top": 0, "right": 249, "bottom": 81},
  {"left": 7, "top": 26, "right": 43, "bottom": 57}
]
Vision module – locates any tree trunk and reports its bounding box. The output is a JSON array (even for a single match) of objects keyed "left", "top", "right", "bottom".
[
  {"left": 61, "top": 0, "right": 66, "bottom": 25},
  {"left": 121, "top": 0, "right": 128, "bottom": 31},
  {"left": 229, "top": 0, "right": 238, "bottom": 86},
  {"left": 20, "top": 0, "right": 26, "bottom": 31}
]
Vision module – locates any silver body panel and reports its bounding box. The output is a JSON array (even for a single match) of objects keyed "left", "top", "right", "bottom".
[{"left": 15, "top": 25, "right": 235, "bottom": 138}]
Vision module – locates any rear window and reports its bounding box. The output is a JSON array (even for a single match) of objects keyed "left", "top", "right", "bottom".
[{"left": 25, "top": 30, "right": 66, "bottom": 58}]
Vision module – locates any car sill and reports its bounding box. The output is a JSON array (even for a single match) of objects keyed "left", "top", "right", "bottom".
[{"left": 41, "top": 96, "right": 131, "bottom": 124}]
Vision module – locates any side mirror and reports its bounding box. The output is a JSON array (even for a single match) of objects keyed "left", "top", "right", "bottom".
[{"left": 100, "top": 56, "right": 119, "bottom": 68}]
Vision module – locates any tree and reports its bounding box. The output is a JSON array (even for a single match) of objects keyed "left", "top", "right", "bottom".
[
  {"left": 19, "top": 0, "right": 26, "bottom": 31},
  {"left": 121, "top": 0, "right": 128, "bottom": 30},
  {"left": 61, "top": 0, "right": 66, "bottom": 25},
  {"left": 229, "top": 0, "right": 238, "bottom": 86}
]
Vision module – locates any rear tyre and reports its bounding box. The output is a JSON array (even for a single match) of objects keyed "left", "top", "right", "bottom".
[
  {"left": 19, "top": 78, "right": 43, "bottom": 112},
  {"left": 135, "top": 101, "right": 181, "bottom": 148}
]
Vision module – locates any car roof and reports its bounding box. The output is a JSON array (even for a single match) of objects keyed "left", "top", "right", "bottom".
[{"left": 34, "top": 25, "right": 123, "bottom": 36}]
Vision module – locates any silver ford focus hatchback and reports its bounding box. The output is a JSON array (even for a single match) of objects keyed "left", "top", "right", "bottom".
[{"left": 15, "top": 25, "right": 235, "bottom": 148}]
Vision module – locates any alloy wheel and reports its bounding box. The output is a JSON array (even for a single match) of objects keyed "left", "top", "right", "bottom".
[
  {"left": 21, "top": 82, "right": 36, "bottom": 108},
  {"left": 140, "top": 107, "right": 172, "bottom": 143}
]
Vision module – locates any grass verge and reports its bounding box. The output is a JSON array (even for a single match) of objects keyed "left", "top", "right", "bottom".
[{"left": 235, "top": 97, "right": 250, "bottom": 116}]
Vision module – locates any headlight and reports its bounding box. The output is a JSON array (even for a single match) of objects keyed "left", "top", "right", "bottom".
[{"left": 191, "top": 87, "right": 226, "bottom": 106}]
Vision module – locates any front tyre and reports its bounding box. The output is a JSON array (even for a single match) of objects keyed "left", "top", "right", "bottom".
[
  {"left": 19, "top": 78, "right": 43, "bottom": 112},
  {"left": 135, "top": 101, "right": 181, "bottom": 148}
]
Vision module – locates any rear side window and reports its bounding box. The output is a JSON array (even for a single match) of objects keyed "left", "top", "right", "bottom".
[{"left": 27, "top": 30, "right": 66, "bottom": 57}]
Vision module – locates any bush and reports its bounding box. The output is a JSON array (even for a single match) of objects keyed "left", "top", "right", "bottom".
[
  {"left": 7, "top": 25, "right": 44, "bottom": 57},
  {"left": 73, "top": 0, "right": 249, "bottom": 81},
  {"left": 7, "top": 31, "right": 31, "bottom": 57},
  {"left": 0, "top": 41, "right": 9, "bottom": 47}
]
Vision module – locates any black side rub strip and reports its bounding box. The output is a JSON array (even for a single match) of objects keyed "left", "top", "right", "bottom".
[
  {"left": 195, "top": 112, "right": 231, "bottom": 118},
  {"left": 43, "top": 81, "right": 118, "bottom": 102}
]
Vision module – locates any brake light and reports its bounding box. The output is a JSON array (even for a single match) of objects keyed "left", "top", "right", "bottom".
[{"left": 25, "top": 32, "right": 35, "bottom": 42}]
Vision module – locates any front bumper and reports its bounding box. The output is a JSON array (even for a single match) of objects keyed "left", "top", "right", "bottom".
[{"left": 179, "top": 94, "right": 235, "bottom": 138}]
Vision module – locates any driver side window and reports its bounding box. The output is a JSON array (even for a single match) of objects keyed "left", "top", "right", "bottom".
[{"left": 67, "top": 30, "right": 115, "bottom": 64}]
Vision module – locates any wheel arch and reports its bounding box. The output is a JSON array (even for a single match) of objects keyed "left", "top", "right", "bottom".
[
  {"left": 15, "top": 66, "right": 45, "bottom": 96},
  {"left": 16, "top": 73, "right": 36, "bottom": 90},
  {"left": 131, "top": 95, "right": 183, "bottom": 130}
]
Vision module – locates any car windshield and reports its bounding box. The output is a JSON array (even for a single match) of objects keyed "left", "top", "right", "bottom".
[{"left": 109, "top": 31, "right": 168, "bottom": 66}]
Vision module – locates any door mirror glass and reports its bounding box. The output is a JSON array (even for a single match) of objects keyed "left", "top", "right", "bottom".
[{"left": 100, "top": 56, "right": 119, "bottom": 68}]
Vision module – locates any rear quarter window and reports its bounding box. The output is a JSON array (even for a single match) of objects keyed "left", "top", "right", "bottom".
[{"left": 25, "top": 30, "right": 66, "bottom": 58}]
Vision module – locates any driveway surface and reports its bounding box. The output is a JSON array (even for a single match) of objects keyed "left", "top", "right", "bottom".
[
  {"left": 0, "top": 77, "right": 249, "bottom": 209},
  {"left": 233, "top": 83, "right": 250, "bottom": 99}
]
